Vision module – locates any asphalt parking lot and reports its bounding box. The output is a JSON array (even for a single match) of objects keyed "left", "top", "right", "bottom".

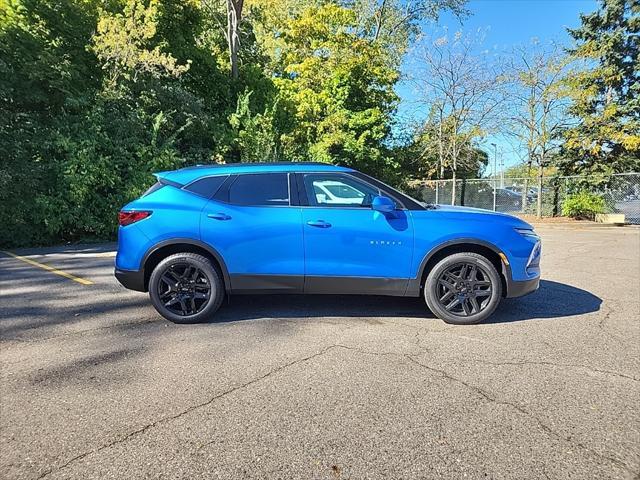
[{"left": 1, "top": 225, "right": 639, "bottom": 480}]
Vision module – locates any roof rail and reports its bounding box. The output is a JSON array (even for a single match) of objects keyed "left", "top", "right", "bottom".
[{"left": 178, "top": 161, "right": 332, "bottom": 171}]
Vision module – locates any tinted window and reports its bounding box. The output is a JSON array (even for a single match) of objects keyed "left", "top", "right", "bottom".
[
  {"left": 303, "top": 174, "right": 380, "bottom": 207},
  {"left": 184, "top": 175, "right": 228, "bottom": 198},
  {"left": 228, "top": 173, "right": 289, "bottom": 206}
]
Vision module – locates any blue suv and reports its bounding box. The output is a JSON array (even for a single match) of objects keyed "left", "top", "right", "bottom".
[{"left": 115, "top": 163, "right": 540, "bottom": 325}]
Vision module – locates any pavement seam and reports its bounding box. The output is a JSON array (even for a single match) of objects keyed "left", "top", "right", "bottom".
[
  {"left": 35, "top": 344, "right": 340, "bottom": 479},
  {"left": 403, "top": 354, "right": 634, "bottom": 475}
]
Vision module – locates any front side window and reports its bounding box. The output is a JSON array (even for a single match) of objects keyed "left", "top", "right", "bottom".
[
  {"left": 303, "top": 174, "right": 380, "bottom": 207},
  {"left": 228, "top": 173, "right": 289, "bottom": 206}
]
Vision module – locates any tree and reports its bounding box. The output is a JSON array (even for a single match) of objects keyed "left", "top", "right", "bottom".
[
  {"left": 0, "top": 0, "right": 470, "bottom": 246},
  {"left": 239, "top": 3, "right": 402, "bottom": 179},
  {"left": 92, "top": 0, "right": 190, "bottom": 86},
  {"left": 229, "top": 89, "right": 282, "bottom": 161},
  {"left": 352, "top": 0, "right": 467, "bottom": 63},
  {"left": 201, "top": 0, "right": 246, "bottom": 80},
  {"left": 226, "top": 0, "right": 244, "bottom": 79},
  {"left": 412, "top": 32, "right": 503, "bottom": 203},
  {"left": 504, "top": 163, "right": 558, "bottom": 179},
  {"left": 0, "top": 0, "right": 104, "bottom": 246},
  {"left": 503, "top": 42, "right": 569, "bottom": 215},
  {"left": 561, "top": 0, "right": 640, "bottom": 176}
]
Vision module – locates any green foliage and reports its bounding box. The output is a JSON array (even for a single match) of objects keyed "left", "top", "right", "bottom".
[
  {"left": 0, "top": 0, "right": 230, "bottom": 246},
  {"left": 268, "top": 3, "right": 402, "bottom": 181},
  {"left": 504, "top": 163, "right": 558, "bottom": 179},
  {"left": 92, "top": 0, "right": 191, "bottom": 85},
  {"left": 229, "top": 90, "right": 283, "bottom": 162},
  {"left": 561, "top": 0, "right": 640, "bottom": 175},
  {"left": 561, "top": 191, "right": 607, "bottom": 219},
  {"left": 0, "top": 0, "right": 493, "bottom": 247}
]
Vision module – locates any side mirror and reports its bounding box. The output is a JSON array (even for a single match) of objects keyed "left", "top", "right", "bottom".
[{"left": 371, "top": 195, "right": 396, "bottom": 213}]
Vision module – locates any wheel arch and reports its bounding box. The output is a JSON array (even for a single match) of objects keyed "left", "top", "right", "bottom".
[
  {"left": 415, "top": 239, "right": 510, "bottom": 297},
  {"left": 140, "top": 239, "right": 230, "bottom": 293}
]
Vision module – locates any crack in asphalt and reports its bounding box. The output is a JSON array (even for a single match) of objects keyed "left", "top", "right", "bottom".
[
  {"left": 30, "top": 334, "right": 638, "bottom": 479},
  {"left": 304, "top": 340, "right": 637, "bottom": 475},
  {"left": 594, "top": 301, "right": 630, "bottom": 346},
  {"left": 334, "top": 343, "right": 423, "bottom": 357},
  {"left": 470, "top": 358, "right": 639, "bottom": 382},
  {"left": 328, "top": 342, "right": 636, "bottom": 473},
  {"left": 36, "top": 344, "right": 340, "bottom": 479},
  {"left": 403, "top": 355, "right": 634, "bottom": 475}
]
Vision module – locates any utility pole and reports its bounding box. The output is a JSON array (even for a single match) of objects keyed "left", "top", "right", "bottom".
[
  {"left": 491, "top": 143, "right": 497, "bottom": 211},
  {"left": 499, "top": 149, "right": 505, "bottom": 188}
]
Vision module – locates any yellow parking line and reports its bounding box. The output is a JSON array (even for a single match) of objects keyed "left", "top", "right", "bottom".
[{"left": 1, "top": 250, "right": 94, "bottom": 285}]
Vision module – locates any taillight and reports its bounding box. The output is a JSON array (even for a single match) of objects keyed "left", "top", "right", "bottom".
[{"left": 118, "top": 210, "right": 152, "bottom": 226}]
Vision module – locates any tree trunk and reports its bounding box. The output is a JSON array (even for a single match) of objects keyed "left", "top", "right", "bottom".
[
  {"left": 451, "top": 168, "right": 457, "bottom": 205},
  {"left": 372, "top": 0, "right": 388, "bottom": 42},
  {"left": 226, "top": 0, "right": 243, "bottom": 80},
  {"left": 522, "top": 156, "right": 532, "bottom": 212},
  {"left": 552, "top": 178, "right": 560, "bottom": 217},
  {"left": 438, "top": 118, "right": 444, "bottom": 179},
  {"left": 536, "top": 162, "right": 543, "bottom": 219},
  {"left": 460, "top": 178, "right": 466, "bottom": 206}
]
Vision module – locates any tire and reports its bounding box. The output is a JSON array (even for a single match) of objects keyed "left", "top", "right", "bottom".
[
  {"left": 424, "top": 252, "right": 502, "bottom": 325},
  {"left": 148, "top": 252, "right": 224, "bottom": 324}
]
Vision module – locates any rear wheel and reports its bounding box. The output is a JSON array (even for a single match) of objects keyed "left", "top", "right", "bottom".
[
  {"left": 149, "top": 253, "right": 224, "bottom": 324},
  {"left": 424, "top": 252, "right": 502, "bottom": 325}
]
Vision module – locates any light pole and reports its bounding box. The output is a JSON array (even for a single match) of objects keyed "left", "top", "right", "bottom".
[
  {"left": 491, "top": 143, "right": 497, "bottom": 211},
  {"left": 499, "top": 149, "right": 505, "bottom": 189}
]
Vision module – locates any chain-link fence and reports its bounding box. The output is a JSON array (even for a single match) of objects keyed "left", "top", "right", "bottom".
[{"left": 411, "top": 173, "right": 640, "bottom": 224}]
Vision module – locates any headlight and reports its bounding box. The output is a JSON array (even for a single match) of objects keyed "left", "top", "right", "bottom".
[
  {"left": 514, "top": 228, "right": 541, "bottom": 271},
  {"left": 526, "top": 240, "right": 542, "bottom": 270}
]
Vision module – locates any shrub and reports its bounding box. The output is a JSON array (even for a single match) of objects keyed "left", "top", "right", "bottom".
[{"left": 561, "top": 191, "right": 607, "bottom": 220}]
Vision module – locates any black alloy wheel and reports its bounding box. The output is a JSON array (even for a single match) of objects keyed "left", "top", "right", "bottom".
[
  {"left": 149, "top": 252, "right": 224, "bottom": 324},
  {"left": 424, "top": 252, "right": 502, "bottom": 325},
  {"left": 158, "top": 262, "right": 211, "bottom": 316},
  {"left": 435, "top": 262, "right": 493, "bottom": 317}
]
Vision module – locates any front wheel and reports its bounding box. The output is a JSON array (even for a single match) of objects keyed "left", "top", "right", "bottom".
[
  {"left": 424, "top": 252, "right": 502, "bottom": 325},
  {"left": 149, "top": 253, "right": 224, "bottom": 324}
]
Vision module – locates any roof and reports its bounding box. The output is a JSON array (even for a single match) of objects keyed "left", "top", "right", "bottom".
[{"left": 155, "top": 162, "right": 354, "bottom": 185}]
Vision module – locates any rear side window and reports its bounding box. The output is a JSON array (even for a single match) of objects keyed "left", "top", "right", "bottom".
[
  {"left": 228, "top": 173, "right": 289, "bottom": 206},
  {"left": 184, "top": 175, "right": 228, "bottom": 198}
]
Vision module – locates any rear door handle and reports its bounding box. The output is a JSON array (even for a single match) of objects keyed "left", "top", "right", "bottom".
[
  {"left": 207, "top": 213, "right": 232, "bottom": 221},
  {"left": 306, "top": 220, "right": 331, "bottom": 228}
]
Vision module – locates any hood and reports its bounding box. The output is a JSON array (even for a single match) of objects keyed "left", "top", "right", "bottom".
[{"left": 421, "top": 204, "right": 534, "bottom": 229}]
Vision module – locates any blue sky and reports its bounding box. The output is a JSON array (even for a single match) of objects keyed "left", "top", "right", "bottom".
[{"left": 396, "top": 0, "right": 599, "bottom": 171}]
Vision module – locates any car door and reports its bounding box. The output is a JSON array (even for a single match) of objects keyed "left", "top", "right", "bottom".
[
  {"left": 199, "top": 172, "right": 304, "bottom": 292},
  {"left": 298, "top": 172, "right": 414, "bottom": 295}
]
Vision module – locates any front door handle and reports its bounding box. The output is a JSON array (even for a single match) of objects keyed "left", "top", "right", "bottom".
[
  {"left": 207, "top": 213, "right": 232, "bottom": 221},
  {"left": 306, "top": 220, "right": 331, "bottom": 228}
]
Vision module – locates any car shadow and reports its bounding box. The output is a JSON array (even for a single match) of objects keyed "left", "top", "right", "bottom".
[
  {"left": 487, "top": 279, "right": 602, "bottom": 324},
  {"left": 213, "top": 280, "right": 601, "bottom": 324}
]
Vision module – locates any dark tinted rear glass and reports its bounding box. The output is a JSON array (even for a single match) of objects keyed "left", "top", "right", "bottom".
[
  {"left": 228, "top": 173, "right": 289, "bottom": 206},
  {"left": 184, "top": 175, "right": 228, "bottom": 198}
]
